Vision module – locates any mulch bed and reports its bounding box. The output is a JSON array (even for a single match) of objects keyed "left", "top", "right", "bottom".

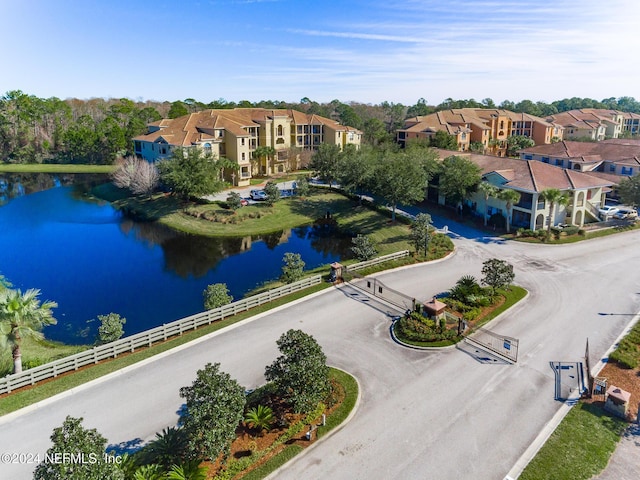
[
  {"left": 205, "top": 377, "right": 346, "bottom": 479},
  {"left": 585, "top": 361, "right": 640, "bottom": 422}
]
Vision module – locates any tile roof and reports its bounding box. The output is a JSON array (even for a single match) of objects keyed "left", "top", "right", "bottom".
[
  {"left": 435, "top": 150, "right": 615, "bottom": 192},
  {"left": 133, "top": 108, "right": 361, "bottom": 145},
  {"left": 520, "top": 140, "right": 640, "bottom": 162}
]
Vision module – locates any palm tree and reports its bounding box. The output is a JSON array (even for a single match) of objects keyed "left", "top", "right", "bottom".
[
  {"left": 477, "top": 181, "right": 498, "bottom": 227},
  {"left": 139, "top": 426, "right": 188, "bottom": 469},
  {"left": 252, "top": 146, "right": 276, "bottom": 176},
  {"left": 497, "top": 189, "right": 521, "bottom": 234},
  {"left": 539, "top": 188, "right": 570, "bottom": 237},
  {"left": 166, "top": 460, "right": 207, "bottom": 480},
  {"left": 244, "top": 405, "right": 275, "bottom": 436},
  {"left": 0, "top": 288, "right": 57, "bottom": 374}
]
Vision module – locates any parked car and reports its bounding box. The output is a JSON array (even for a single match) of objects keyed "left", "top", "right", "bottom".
[
  {"left": 613, "top": 207, "right": 638, "bottom": 220},
  {"left": 598, "top": 205, "right": 619, "bottom": 218},
  {"left": 249, "top": 189, "right": 267, "bottom": 201},
  {"left": 240, "top": 198, "right": 249, "bottom": 206}
]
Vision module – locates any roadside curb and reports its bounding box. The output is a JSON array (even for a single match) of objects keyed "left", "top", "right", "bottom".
[
  {"left": 264, "top": 367, "right": 362, "bottom": 480},
  {"left": 504, "top": 309, "right": 640, "bottom": 479},
  {"left": 0, "top": 286, "right": 336, "bottom": 425}
]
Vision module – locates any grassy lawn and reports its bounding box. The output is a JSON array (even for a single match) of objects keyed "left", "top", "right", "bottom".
[
  {"left": 92, "top": 186, "right": 415, "bottom": 254},
  {"left": 0, "top": 338, "right": 90, "bottom": 377},
  {"left": 519, "top": 402, "right": 627, "bottom": 480},
  {"left": 0, "top": 282, "right": 331, "bottom": 416},
  {"left": 510, "top": 223, "right": 640, "bottom": 244},
  {"left": 0, "top": 163, "right": 115, "bottom": 174}
]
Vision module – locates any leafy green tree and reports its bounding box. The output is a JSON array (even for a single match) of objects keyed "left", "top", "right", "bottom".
[
  {"left": 481, "top": 259, "right": 515, "bottom": 294},
  {"left": 506, "top": 135, "right": 535, "bottom": 157},
  {"left": 96, "top": 313, "right": 126, "bottom": 345},
  {"left": 280, "top": 252, "right": 305, "bottom": 284},
  {"left": 617, "top": 174, "right": 640, "bottom": 207},
  {"left": 158, "top": 147, "right": 224, "bottom": 200},
  {"left": 430, "top": 130, "right": 459, "bottom": 150},
  {"left": 406, "top": 98, "right": 433, "bottom": 118},
  {"left": 351, "top": 234, "right": 378, "bottom": 261},
  {"left": 337, "top": 146, "right": 375, "bottom": 202},
  {"left": 477, "top": 182, "right": 499, "bottom": 227},
  {"left": 131, "top": 464, "right": 165, "bottom": 479},
  {"left": 362, "top": 118, "right": 390, "bottom": 146},
  {"left": 469, "top": 141, "right": 485, "bottom": 153},
  {"left": 168, "top": 101, "right": 189, "bottom": 119},
  {"left": 179, "top": 362, "right": 246, "bottom": 461},
  {"left": 244, "top": 405, "right": 275, "bottom": 435},
  {"left": 295, "top": 177, "right": 309, "bottom": 197},
  {"left": 371, "top": 150, "right": 428, "bottom": 221},
  {"left": 0, "top": 288, "right": 57, "bottom": 374},
  {"left": 265, "top": 329, "right": 331, "bottom": 413},
  {"left": 203, "top": 283, "right": 233, "bottom": 310},
  {"left": 438, "top": 155, "right": 482, "bottom": 207},
  {"left": 410, "top": 213, "right": 433, "bottom": 257},
  {"left": 309, "top": 143, "right": 341, "bottom": 188},
  {"left": 263, "top": 181, "right": 280, "bottom": 206},
  {"left": 33, "top": 416, "right": 123, "bottom": 480},
  {"left": 226, "top": 191, "right": 242, "bottom": 211},
  {"left": 497, "top": 189, "right": 521, "bottom": 234},
  {"left": 539, "top": 188, "right": 570, "bottom": 236}
]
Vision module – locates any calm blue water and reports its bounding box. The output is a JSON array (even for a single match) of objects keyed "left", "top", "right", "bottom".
[{"left": 0, "top": 181, "right": 349, "bottom": 344}]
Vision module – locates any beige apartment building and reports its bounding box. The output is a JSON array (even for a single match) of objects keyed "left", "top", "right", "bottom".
[
  {"left": 546, "top": 109, "right": 640, "bottom": 141},
  {"left": 133, "top": 108, "right": 362, "bottom": 186},
  {"left": 397, "top": 108, "right": 562, "bottom": 156}
]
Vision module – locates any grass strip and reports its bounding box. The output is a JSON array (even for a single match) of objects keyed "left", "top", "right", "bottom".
[
  {"left": 0, "top": 282, "right": 330, "bottom": 416},
  {"left": 519, "top": 402, "right": 627, "bottom": 480},
  {"left": 240, "top": 445, "right": 303, "bottom": 480},
  {"left": 0, "top": 164, "right": 115, "bottom": 173}
]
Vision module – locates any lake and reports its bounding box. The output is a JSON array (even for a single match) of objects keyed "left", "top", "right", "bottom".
[{"left": 0, "top": 175, "right": 351, "bottom": 344}]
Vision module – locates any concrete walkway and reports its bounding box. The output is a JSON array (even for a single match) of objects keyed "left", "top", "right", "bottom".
[{"left": 592, "top": 423, "right": 640, "bottom": 480}]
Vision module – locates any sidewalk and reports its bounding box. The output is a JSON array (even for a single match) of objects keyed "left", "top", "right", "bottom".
[{"left": 592, "top": 423, "right": 640, "bottom": 480}]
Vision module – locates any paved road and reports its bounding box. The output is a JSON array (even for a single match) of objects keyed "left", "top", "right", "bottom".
[{"left": 1, "top": 227, "right": 639, "bottom": 479}]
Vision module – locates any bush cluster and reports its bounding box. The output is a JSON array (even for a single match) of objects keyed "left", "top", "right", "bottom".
[
  {"left": 609, "top": 323, "right": 640, "bottom": 369},
  {"left": 395, "top": 312, "right": 458, "bottom": 343}
]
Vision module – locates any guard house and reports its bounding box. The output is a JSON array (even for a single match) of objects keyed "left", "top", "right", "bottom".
[
  {"left": 605, "top": 385, "right": 631, "bottom": 419},
  {"left": 423, "top": 297, "right": 447, "bottom": 320}
]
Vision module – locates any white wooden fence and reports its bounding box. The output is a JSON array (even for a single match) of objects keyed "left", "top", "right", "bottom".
[
  {"left": 0, "top": 275, "right": 322, "bottom": 395},
  {"left": 347, "top": 250, "right": 410, "bottom": 272}
]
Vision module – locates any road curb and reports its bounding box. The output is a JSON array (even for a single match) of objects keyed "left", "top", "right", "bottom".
[{"left": 0, "top": 286, "right": 336, "bottom": 425}]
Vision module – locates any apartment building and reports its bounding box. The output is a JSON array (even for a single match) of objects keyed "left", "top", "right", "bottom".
[
  {"left": 545, "top": 109, "right": 640, "bottom": 140},
  {"left": 397, "top": 108, "right": 562, "bottom": 156},
  {"left": 133, "top": 108, "right": 362, "bottom": 186},
  {"left": 520, "top": 139, "right": 640, "bottom": 178}
]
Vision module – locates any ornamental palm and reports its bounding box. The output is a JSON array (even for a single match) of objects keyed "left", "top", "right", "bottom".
[
  {"left": 0, "top": 288, "right": 57, "bottom": 374},
  {"left": 539, "top": 188, "right": 570, "bottom": 237},
  {"left": 497, "top": 189, "right": 521, "bottom": 234},
  {"left": 244, "top": 405, "right": 275, "bottom": 435},
  {"left": 478, "top": 181, "right": 498, "bottom": 227}
]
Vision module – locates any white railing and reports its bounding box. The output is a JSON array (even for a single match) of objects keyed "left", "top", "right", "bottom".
[
  {"left": 348, "top": 250, "right": 410, "bottom": 272},
  {"left": 0, "top": 275, "right": 322, "bottom": 395}
]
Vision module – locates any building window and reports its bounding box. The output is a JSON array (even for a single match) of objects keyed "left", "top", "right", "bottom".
[
  {"left": 524, "top": 154, "right": 533, "bottom": 160},
  {"left": 241, "top": 138, "right": 245, "bottom": 146},
  {"left": 542, "top": 157, "right": 549, "bottom": 163},
  {"left": 203, "top": 143, "right": 211, "bottom": 154},
  {"left": 555, "top": 159, "right": 563, "bottom": 166},
  {"left": 242, "top": 152, "right": 246, "bottom": 160},
  {"left": 537, "top": 198, "right": 545, "bottom": 209},
  {"left": 277, "top": 125, "right": 284, "bottom": 136},
  {"left": 609, "top": 164, "right": 616, "bottom": 172}
]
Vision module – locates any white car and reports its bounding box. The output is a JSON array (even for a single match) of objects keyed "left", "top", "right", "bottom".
[
  {"left": 598, "top": 205, "right": 619, "bottom": 218},
  {"left": 249, "top": 189, "right": 267, "bottom": 201},
  {"left": 613, "top": 207, "right": 638, "bottom": 220}
]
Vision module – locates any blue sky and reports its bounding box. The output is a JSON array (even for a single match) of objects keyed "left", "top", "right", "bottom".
[{"left": 3, "top": 0, "right": 639, "bottom": 105}]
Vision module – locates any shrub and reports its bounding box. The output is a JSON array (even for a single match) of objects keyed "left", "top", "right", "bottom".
[{"left": 562, "top": 225, "right": 579, "bottom": 235}]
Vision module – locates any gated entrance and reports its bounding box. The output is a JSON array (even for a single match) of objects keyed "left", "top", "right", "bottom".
[
  {"left": 342, "top": 267, "right": 416, "bottom": 312},
  {"left": 550, "top": 361, "right": 587, "bottom": 400},
  {"left": 465, "top": 327, "right": 519, "bottom": 363}
]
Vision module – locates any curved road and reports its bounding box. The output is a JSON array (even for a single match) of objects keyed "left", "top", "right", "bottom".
[{"left": 1, "top": 227, "right": 639, "bottom": 479}]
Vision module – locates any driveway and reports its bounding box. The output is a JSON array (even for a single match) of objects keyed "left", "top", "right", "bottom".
[{"left": 1, "top": 228, "right": 639, "bottom": 479}]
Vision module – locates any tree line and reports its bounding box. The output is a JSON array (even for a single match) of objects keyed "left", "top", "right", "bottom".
[{"left": 2, "top": 89, "right": 640, "bottom": 165}]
